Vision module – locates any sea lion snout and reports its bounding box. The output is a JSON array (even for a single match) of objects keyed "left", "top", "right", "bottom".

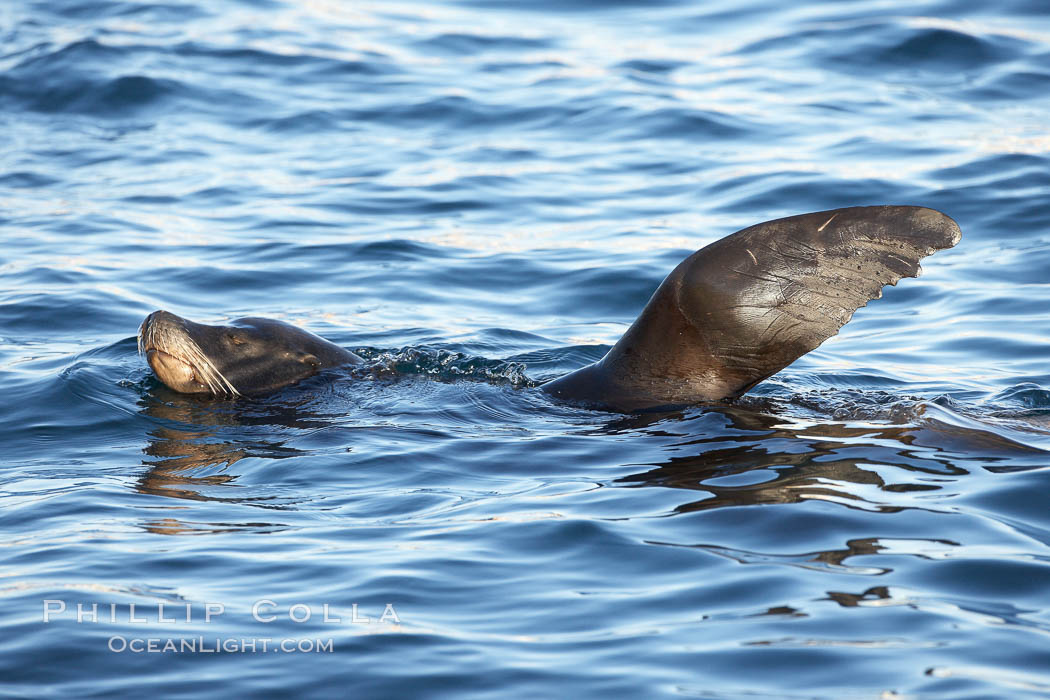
[
  {"left": 138, "top": 309, "right": 240, "bottom": 395},
  {"left": 144, "top": 348, "right": 199, "bottom": 392},
  {"left": 139, "top": 311, "right": 215, "bottom": 394}
]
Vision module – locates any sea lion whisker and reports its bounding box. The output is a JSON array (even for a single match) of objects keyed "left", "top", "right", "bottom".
[{"left": 182, "top": 338, "right": 239, "bottom": 396}]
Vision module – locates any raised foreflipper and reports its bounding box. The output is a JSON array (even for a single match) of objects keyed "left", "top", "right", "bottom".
[{"left": 541, "top": 205, "right": 961, "bottom": 411}]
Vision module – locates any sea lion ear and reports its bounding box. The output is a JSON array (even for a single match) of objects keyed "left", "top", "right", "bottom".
[{"left": 299, "top": 353, "right": 320, "bottom": 369}]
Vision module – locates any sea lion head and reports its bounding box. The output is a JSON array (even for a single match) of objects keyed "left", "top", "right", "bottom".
[{"left": 138, "top": 310, "right": 359, "bottom": 397}]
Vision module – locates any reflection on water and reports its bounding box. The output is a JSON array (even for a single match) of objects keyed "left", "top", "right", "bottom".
[
  {"left": 136, "top": 382, "right": 1050, "bottom": 532},
  {"left": 616, "top": 399, "right": 1049, "bottom": 515},
  {"left": 136, "top": 391, "right": 333, "bottom": 515}
]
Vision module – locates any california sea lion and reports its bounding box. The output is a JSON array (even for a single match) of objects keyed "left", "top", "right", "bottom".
[{"left": 139, "top": 205, "right": 960, "bottom": 410}]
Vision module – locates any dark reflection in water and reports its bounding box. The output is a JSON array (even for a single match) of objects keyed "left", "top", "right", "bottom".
[
  {"left": 613, "top": 400, "right": 1050, "bottom": 515},
  {"left": 136, "top": 387, "right": 332, "bottom": 509}
]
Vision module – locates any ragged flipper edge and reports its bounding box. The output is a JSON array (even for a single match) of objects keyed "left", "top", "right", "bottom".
[{"left": 541, "top": 205, "right": 961, "bottom": 412}]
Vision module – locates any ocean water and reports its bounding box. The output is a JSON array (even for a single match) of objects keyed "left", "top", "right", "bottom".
[{"left": 3, "top": 0, "right": 1050, "bottom": 697}]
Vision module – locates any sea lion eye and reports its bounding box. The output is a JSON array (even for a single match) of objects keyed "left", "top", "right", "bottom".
[{"left": 227, "top": 333, "right": 245, "bottom": 345}]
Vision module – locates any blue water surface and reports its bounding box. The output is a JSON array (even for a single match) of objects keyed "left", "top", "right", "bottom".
[{"left": 3, "top": 0, "right": 1050, "bottom": 697}]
